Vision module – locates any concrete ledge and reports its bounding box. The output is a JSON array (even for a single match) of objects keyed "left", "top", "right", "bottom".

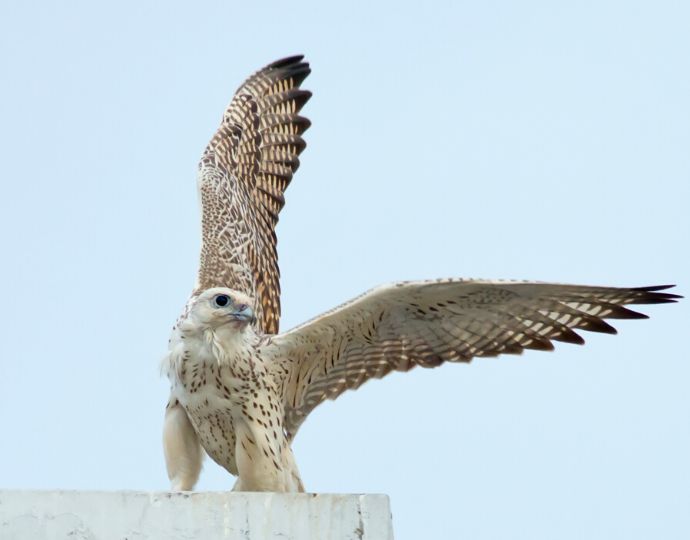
[{"left": 0, "top": 491, "right": 394, "bottom": 539}]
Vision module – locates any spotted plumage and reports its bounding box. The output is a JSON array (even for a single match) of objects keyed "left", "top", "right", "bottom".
[
  {"left": 194, "top": 55, "right": 310, "bottom": 335},
  {"left": 162, "top": 56, "right": 680, "bottom": 493}
]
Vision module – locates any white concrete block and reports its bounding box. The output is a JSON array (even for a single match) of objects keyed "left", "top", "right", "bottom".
[{"left": 0, "top": 491, "right": 394, "bottom": 540}]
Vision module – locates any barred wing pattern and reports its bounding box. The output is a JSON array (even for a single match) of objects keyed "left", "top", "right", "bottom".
[
  {"left": 271, "top": 280, "right": 679, "bottom": 436},
  {"left": 195, "top": 56, "right": 311, "bottom": 334}
]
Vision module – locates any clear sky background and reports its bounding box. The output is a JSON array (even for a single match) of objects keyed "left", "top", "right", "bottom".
[{"left": 1, "top": 1, "right": 688, "bottom": 539}]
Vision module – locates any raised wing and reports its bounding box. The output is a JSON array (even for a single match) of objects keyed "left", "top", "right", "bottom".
[
  {"left": 269, "top": 279, "right": 679, "bottom": 436},
  {"left": 195, "top": 56, "right": 311, "bottom": 334}
]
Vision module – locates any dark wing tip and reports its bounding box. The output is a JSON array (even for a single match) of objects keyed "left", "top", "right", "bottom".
[
  {"left": 606, "top": 306, "right": 650, "bottom": 320},
  {"left": 632, "top": 284, "right": 676, "bottom": 292},
  {"left": 268, "top": 55, "right": 306, "bottom": 68},
  {"left": 553, "top": 328, "right": 586, "bottom": 345},
  {"left": 257, "top": 57, "right": 311, "bottom": 92},
  {"left": 284, "top": 88, "right": 312, "bottom": 110},
  {"left": 280, "top": 64, "right": 311, "bottom": 87},
  {"left": 630, "top": 285, "right": 682, "bottom": 304},
  {"left": 524, "top": 338, "right": 555, "bottom": 352},
  {"left": 582, "top": 317, "right": 618, "bottom": 335},
  {"left": 296, "top": 116, "right": 312, "bottom": 131}
]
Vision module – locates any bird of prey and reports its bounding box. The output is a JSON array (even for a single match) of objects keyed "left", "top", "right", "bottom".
[{"left": 161, "top": 55, "right": 680, "bottom": 492}]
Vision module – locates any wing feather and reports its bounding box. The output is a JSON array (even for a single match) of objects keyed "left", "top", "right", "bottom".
[
  {"left": 268, "top": 280, "right": 680, "bottom": 436},
  {"left": 194, "top": 56, "right": 311, "bottom": 334}
]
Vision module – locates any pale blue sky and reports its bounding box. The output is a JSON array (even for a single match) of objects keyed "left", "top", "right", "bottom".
[{"left": 1, "top": 1, "right": 688, "bottom": 539}]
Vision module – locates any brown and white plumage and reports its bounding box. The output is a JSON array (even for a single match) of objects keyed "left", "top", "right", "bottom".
[
  {"left": 164, "top": 281, "right": 679, "bottom": 491},
  {"left": 194, "top": 55, "right": 311, "bottom": 334},
  {"left": 162, "top": 56, "right": 680, "bottom": 493},
  {"left": 163, "top": 56, "right": 310, "bottom": 491},
  {"left": 267, "top": 280, "right": 680, "bottom": 437}
]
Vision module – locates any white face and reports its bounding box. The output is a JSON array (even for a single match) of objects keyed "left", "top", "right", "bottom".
[{"left": 189, "top": 287, "right": 255, "bottom": 330}]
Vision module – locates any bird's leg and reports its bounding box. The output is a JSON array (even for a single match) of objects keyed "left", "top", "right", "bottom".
[
  {"left": 231, "top": 440, "right": 305, "bottom": 493},
  {"left": 281, "top": 444, "right": 306, "bottom": 493},
  {"left": 163, "top": 401, "right": 203, "bottom": 491},
  {"left": 232, "top": 408, "right": 304, "bottom": 492},
  {"left": 233, "top": 419, "right": 284, "bottom": 491}
]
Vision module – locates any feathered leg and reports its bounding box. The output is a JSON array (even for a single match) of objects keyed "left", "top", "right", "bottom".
[
  {"left": 163, "top": 399, "right": 203, "bottom": 491},
  {"left": 232, "top": 416, "right": 304, "bottom": 492}
]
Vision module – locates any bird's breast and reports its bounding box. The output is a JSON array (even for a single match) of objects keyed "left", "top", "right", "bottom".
[{"left": 165, "top": 333, "right": 286, "bottom": 477}]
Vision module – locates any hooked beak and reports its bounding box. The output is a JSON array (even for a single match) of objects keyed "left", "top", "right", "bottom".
[{"left": 230, "top": 304, "right": 254, "bottom": 324}]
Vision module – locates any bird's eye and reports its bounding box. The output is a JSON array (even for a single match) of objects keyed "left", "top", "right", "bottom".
[{"left": 214, "top": 294, "right": 231, "bottom": 307}]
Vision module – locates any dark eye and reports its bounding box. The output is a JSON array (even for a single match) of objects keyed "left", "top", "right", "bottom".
[{"left": 214, "top": 294, "right": 231, "bottom": 307}]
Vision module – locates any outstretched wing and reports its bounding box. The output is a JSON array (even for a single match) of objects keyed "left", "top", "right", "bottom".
[
  {"left": 269, "top": 280, "right": 679, "bottom": 435},
  {"left": 195, "top": 55, "right": 311, "bottom": 334}
]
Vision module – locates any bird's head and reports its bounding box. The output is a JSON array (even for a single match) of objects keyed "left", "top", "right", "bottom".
[{"left": 188, "top": 288, "right": 256, "bottom": 331}]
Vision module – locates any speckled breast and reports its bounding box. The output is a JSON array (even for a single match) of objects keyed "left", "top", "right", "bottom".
[{"left": 183, "top": 391, "right": 239, "bottom": 475}]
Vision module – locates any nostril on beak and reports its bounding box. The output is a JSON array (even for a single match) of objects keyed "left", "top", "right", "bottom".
[{"left": 237, "top": 304, "right": 248, "bottom": 312}]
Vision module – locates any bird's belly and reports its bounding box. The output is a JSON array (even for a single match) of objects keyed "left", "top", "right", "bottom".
[{"left": 181, "top": 389, "right": 240, "bottom": 475}]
